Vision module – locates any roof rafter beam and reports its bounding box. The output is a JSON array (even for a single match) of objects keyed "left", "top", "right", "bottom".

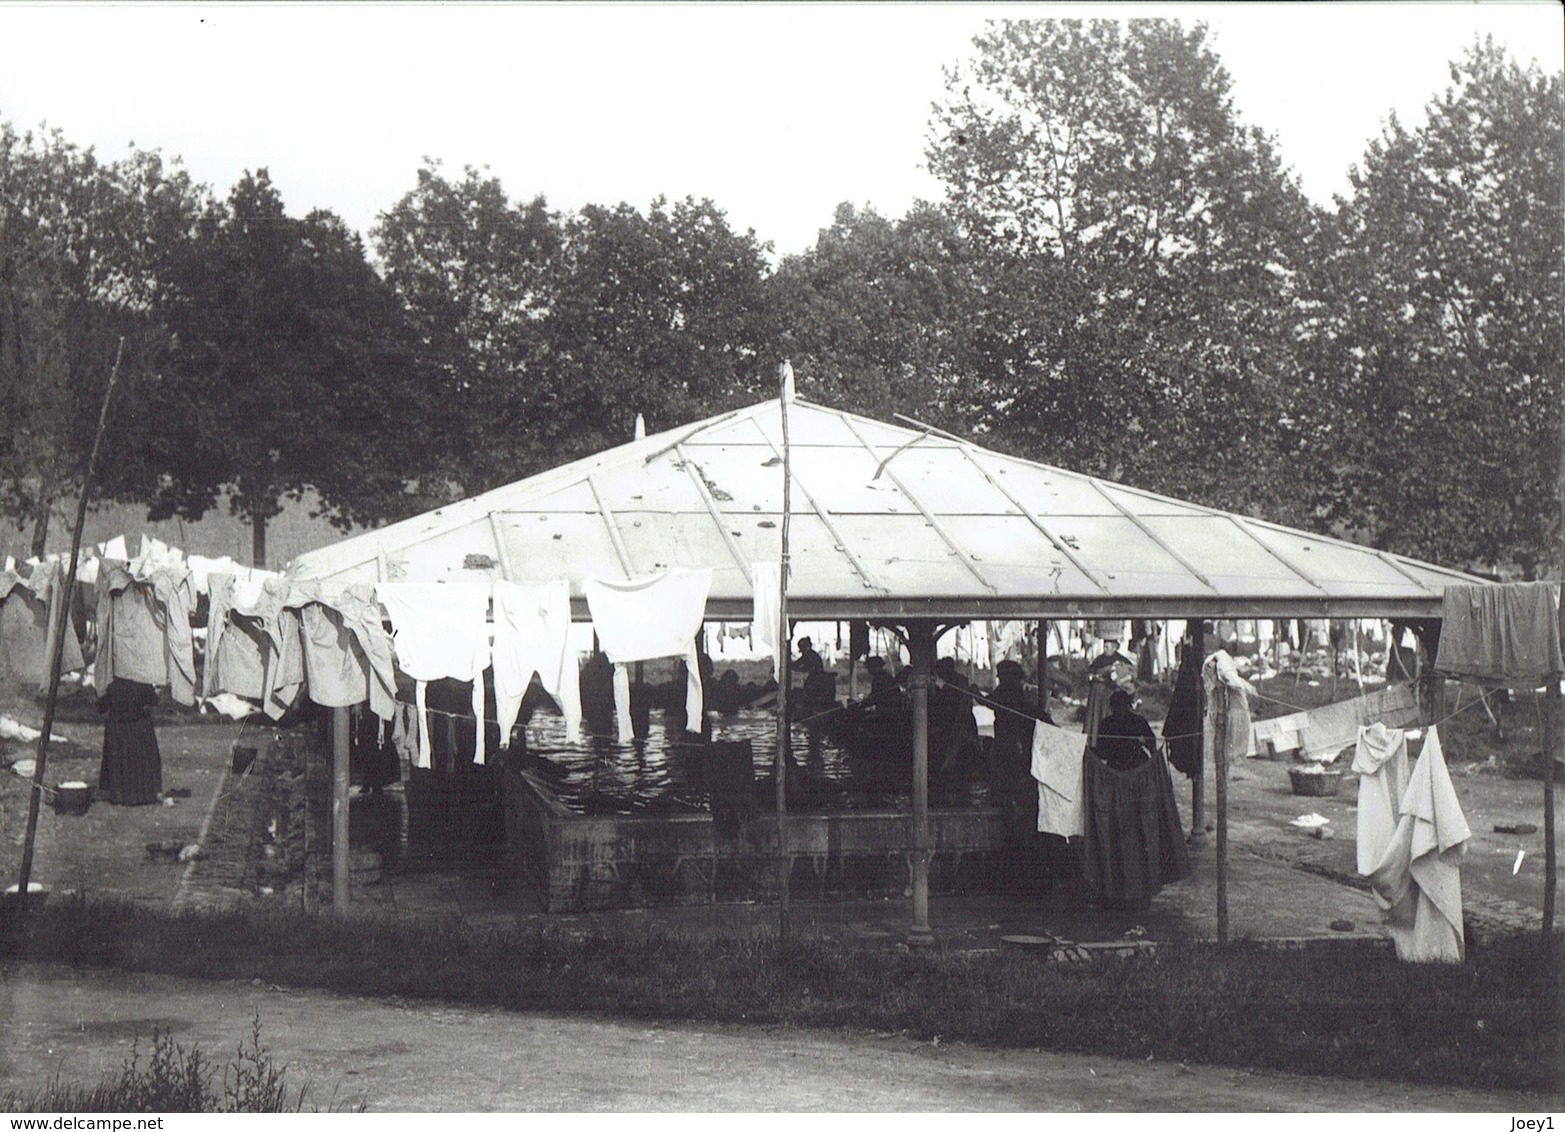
[
  {"left": 836, "top": 411, "right": 1000, "bottom": 596},
  {"left": 1086, "top": 479, "right": 1222, "bottom": 595},
  {"left": 641, "top": 409, "right": 746, "bottom": 466},
  {"left": 586, "top": 473, "right": 638, "bottom": 579},
  {"left": 753, "top": 429, "right": 889, "bottom": 596},
  {"left": 1225, "top": 515, "right": 1331, "bottom": 596},
  {"left": 486, "top": 513, "right": 516, "bottom": 583},
  {"left": 1372, "top": 549, "right": 1439, "bottom": 594},
  {"left": 956, "top": 448, "right": 1114, "bottom": 597},
  {"left": 675, "top": 443, "right": 754, "bottom": 588}
]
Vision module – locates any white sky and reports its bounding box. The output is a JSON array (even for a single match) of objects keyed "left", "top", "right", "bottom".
[{"left": 1, "top": 2, "right": 1560, "bottom": 257}]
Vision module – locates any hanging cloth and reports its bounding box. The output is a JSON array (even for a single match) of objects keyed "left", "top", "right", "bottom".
[
  {"left": 1080, "top": 745, "right": 1191, "bottom": 905},
  {"left": 1364, "top": 727, "right": 1471, "bottom": 962},
  {"left": 582, "top": 568, "right": 712, "bottom": 742},
  {"left": 1030, "top": 720, "right": 1087, "bottom": 838},
  {"left": 94, "top": 562, "right": 197, "bottom": 706},
  {"left": 0, "top": 562, "right": 85, "bottom": 687},
  {"left": 750, "top": 561, "right": 783, "bottom": 684},
  {"left": 1161, "top": 643, "right": 1203, "bottom": 779},
  {"left": 492, "top": 579, "right": 582, "bottom": 746},
  {"left": 1201, "top": 649, "right": 1255, "bottom": 770},
  {"left": 1352, "top": 722, "right": 1413, "bottom": 876},
  {"left": 1435, "top": 581, "right": 1563, "bottom": 687},
  {"left": 296, "top": 582, "right": 398, "bottom": 721},
  {"left": 376, "top": 583, "right": 492, "bottom": 766}
]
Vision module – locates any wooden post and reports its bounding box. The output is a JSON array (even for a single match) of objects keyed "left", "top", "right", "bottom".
[
  {"left": 333, "top": 706, "right": 351, "bottom": 911},
  {"left": 908, "top": 622, "right": 934, "bottom": 946},
  {"left": 1190, "top": 623, "right": 1207, "bottom": 843},
  {"left": 16, "top": 341, "right": 123, "bottom": 903},
  {"left": 775, "top": 363, "right": 794, "bottom": 946},
  {"left": 1542, "top": 684, "right": 1558, "bottom": 950},
  {"left": 1036, "top": 620, "right": 1049, "bottom": 715},
  {"left": 1214, "top": 678, "right": 1230, "bottom": 946}
]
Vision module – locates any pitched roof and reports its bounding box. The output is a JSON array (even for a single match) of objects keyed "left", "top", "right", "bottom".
[{"left": 287, "top": 397, "right": 1481, "bottom": 620}]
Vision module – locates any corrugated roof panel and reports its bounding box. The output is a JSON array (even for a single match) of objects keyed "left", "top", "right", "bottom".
[
  {"left": 993, "top": 459, "right": 1127, "bottom": 517},
  {"left": 832, "top": 513, "right": 995, "bottom": 596},
  {"left": 595, "top": 463, "right": 708, "bottom": 513},
  {"left": 382, "top": 520, "right": 503, "bottom": 583},
  {"left": 498, "top": 511, "right": 630, "bottom": 583},
  {"left": 615, "top": 512, "right": 742, "bottom": 580},
  {"left": 502, "top": 479, "right": 599, "bottom": 514},
  {"left": 676, "top": 446, "right": 786, "bottom": 513},
  {"left": 776, "top": 515, "right": 887, "bottom": 597},
  {"left": 1244, "top": 526, "right": 1430, "bottom": 592},
  {"left": 750, "top": 409, "right": 864, "bottom": 448},
  {"left": 1098, "top": 481, "right": 1219, "bottom": 518},
  {"left": 937, "top": 515, "right": 1102, "bottom": 597},
  {"left": 790, "top": 450, "right": 914, "bottom": 515},
  {"left": 1049, "top": 516, "right": 1199, "bottom": 595},
  {"left": 886, "top": 447, "right": 1019, "bottom": 516},
  {"left": 1140, "top": 515, "right": 1309, "bottom": 589}
]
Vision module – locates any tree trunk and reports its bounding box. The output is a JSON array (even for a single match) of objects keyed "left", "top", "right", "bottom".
[
  {"left": 251, "top": 509, "right": 268, "bottom": 570},
  {"left": 29, "top": 490, "right": 53, "bottom": 558}
]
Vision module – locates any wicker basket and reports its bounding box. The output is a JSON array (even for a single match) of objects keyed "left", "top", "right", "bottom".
[{"left": 1289, "top": 768, "right": 1343, "bottom": 797}]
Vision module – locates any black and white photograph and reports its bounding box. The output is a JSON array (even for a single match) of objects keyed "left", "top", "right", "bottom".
[{"left": 0, "top": 0, "right": 1561, "bottom": 1117}]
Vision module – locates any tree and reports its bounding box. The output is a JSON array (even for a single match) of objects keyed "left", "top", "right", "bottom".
[
  {"left": 371, "top": 160, "right": 561, "bottom": 495},
  {"left": 768, "top": 202, "right": 983, "bottom": 429},
  {"left": 0, "top": 124, "right": 202, "bottom": 556},
  {"left": 1305, "top": 40, "right": 1563, "bottom": 575},
  {"left": 926, "top": 19, "right": 1320, "bottom": 517},
  {"left": 535, "top": 196, "right": 779, "bottom": 461},
  {"left": 130, "top": 170, "right": 427, "bottom": 567}
]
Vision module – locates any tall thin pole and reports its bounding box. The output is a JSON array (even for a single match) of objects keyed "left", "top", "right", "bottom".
[
  {"left": 17, "top": 340, "right": 124, "bottom": 901},
  {"left": 775, "top": 362, "right": 793, "bottom": 946},
  {"left": 1213, "top": 678, "right": 1230, "bottom": 946},
  {"left": 908, "top": 622, "right": 933, "bottom": 946},
  {"left": 332, "top": 706, "right": 351, "bottom": 910},
  {"left": 1547, "top": 384, "right": 1563, "bottom": 952}
]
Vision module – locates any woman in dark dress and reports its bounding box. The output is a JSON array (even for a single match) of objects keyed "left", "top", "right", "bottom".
[{"left": 98, "top": 678, "right": 162, "bottom": 805}]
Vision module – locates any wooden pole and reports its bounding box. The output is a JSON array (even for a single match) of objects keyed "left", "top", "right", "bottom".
[
  {"left": 775, "top": 363, "right": 793, "bottom": 946},
  {"left": 1190, "top": 622, "right": 1207, "bottom": 843},
  {"left": 908, "top": 622, "right": 934, "bottom": 946},
  {"left": 1036, "top": 620, "right": 1049, "bottom": 715},
  {"left": 16, "top": 341, "right": 124, "bottom": 903},
  {"left": 1545, "top": 680, "right": 1557, "bottom": 950},
  {"left": 1549, "top": 387, "right": 1564, "bottom": 952},
  {"left": 332, "top": 706, "right": 351, "bottom": 911},
  {"left": 1214, "top": 678, "right": 1230, "bottom": 946}
]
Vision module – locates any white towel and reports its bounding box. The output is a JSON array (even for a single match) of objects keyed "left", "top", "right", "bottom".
[
  {"left": 1030, "top": 721, "right": 1087, "bottom": 838},
  {"left": 1366, "top": 726, "right": 1471, "bottom": 962},
  {"left": 1353, "top": 722, "right": 1411, "bottom": 876},
  {"left": 751, "top": 561, "right": 783, "bottom": 683}
]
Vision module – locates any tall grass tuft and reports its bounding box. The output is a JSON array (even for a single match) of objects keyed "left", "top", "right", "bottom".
[{"left": 0, "top": 1014, "right": 355, "bottom": 1113}]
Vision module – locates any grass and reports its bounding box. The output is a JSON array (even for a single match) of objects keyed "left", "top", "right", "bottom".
[
  {"left": 3, "top": 896, "right": 1560, "bottom": 1097},
  {"left": 0, "top": 1013, "right": 356, "bottom": 1113}
]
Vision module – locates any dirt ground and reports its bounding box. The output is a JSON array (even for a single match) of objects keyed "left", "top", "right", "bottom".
[{"left": 0, "top": 961, "right": 1554, "bottom": 1112}]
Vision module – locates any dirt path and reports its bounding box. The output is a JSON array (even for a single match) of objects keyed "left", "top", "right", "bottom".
[{"left": 0, "top": 961, "right": 1550, "bottom": 1112}]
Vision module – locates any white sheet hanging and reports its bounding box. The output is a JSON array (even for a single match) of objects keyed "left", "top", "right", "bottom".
[
  {"left": 1030, "top": 721, "right": 1087, "bottom": 838},
  {"left": 376, "top": 582, "right": 492, "bottom": 766},
  {"left": 582, "top": 568, "right": 713, "bottom": 740},
  {"left": 1365, "top": 726, "right": 1471, "bottom": 962}
]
